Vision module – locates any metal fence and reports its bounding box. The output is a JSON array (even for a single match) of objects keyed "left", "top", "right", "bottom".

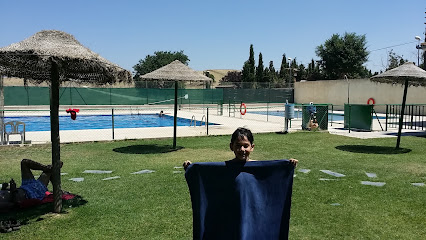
[
  {"left": 384, "top": 104, "right": 426, "bottom": 131},
  {"left": 1, "top": 103, "right": 425, "bottom": 145}
]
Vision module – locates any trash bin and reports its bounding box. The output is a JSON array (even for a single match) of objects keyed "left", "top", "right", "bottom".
[
  {"left": 344, "top": 104, "right": 373, "bottom": 130},
  {"left": 302, "top": 104, "right": 328, "bottom": 130},
  {"left": 285, "top": 103, "right": 295, "bottom": 119}
]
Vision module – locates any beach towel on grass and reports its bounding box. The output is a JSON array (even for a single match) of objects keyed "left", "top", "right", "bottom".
[{"left": 185, "top": 160, "right": 294, "bottom": 240}]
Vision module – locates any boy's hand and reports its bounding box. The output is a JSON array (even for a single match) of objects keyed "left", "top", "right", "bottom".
[
  {"left": 183, "top": 161, "right": 192, "bottom": 171},
  {"left": 289, "top": 158, "right": 298, "bottom": 167}
]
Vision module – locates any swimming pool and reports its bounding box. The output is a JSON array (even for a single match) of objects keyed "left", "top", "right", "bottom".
[
  {"left": 4, "top": 114, "right": 217, "bottom": 132},
  {"left": 251, "top": 110, "right": 386, "bottom": 121}
]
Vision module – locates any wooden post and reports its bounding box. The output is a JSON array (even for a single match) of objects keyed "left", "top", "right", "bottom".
[
  {"left": 173, "top": 81, "right": 178, "bottom": 148},
  {"left": 396, "top": 79, "right": 409, "bottom": 149},
  {"left": 50, "top": 58, "right": 62, "bottom": 213}
]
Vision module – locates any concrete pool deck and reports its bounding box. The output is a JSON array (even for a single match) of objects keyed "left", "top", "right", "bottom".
[{"left": 1, "top": 105, "right": 425, "bottom": 145}]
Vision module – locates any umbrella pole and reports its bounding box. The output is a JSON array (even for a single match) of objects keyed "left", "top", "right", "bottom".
[
  {"left": 173, "top": 81, "right": 178, "bottom": 148},
  {"left": 50, "top": 58, "right": 62, "bottom": 213},
  {"left": 396, "top": 79, "right": 409, "bottom": 149}
]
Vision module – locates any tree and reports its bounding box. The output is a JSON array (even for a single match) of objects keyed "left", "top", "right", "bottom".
[
  {"left": 306, "top": 59, "right": 324, "bottom": 81},
  {"left": 221, "top": 71, "right": 242, "bottom": 88},
  {"left": 133, "top": 50, "right": 189, "bottom": 79},
  {"left": 221, "top": 71, "right": 242, "bottom": 82},
  {"left": 386, "top": 49, "right": 407, "bottom": 70},
  {"left": 256, "top": 52, "right": 264, "bottom": 82},
  {"left": 279, "top": 54, "right": 289, "bottom": 80},
  {"left": 268, "top": 61, "right": 278, "bottom": 83},
  {"left": 242, "top": 44, "right": 256, "bottom": 84},
  {"left": 315, "top": 32, "right": 369, "bottom": 79}
]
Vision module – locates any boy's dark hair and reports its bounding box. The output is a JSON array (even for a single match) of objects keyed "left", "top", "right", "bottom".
[{"left": 231, "top": 127, "right": 254, "bottom": 145}]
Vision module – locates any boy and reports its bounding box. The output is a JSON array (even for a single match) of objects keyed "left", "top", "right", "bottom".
[
  {"left": 184, "top": 127, "right": 297, "bottom": 239},
  {"left": 183, "top": 127, "right": 298, "bottom": 169}
]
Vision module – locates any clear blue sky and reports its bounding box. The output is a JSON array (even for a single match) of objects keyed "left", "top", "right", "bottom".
[{"left": 1, "top": 1, "right": 424, "bottom": 75}]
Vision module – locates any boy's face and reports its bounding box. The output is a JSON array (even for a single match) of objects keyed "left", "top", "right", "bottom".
[{"left": 230, "top": 136, "right": 254, "bottom": 161}]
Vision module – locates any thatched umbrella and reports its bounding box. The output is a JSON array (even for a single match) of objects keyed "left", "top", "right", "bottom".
[
  {"left": 371, "top": 62, "right": 426, "bottom": 148},
  {"left": 140, "top": 60, "right": 211, "bottom": 148},
  {"left": 0, "top": 30, "right": 131, "bottom": 212}
]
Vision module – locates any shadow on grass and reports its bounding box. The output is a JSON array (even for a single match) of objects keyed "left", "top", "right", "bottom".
[
  {"left": 113, "top": 144, "right": 184, "bottom": 154},
  {"left": 335, "top": 145, "right": 411, "bottom": 154},
  {"left": 0, "top": 195, "right": 87, "bottom": 223}
]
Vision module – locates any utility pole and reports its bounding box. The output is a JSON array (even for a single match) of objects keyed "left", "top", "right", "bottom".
[{"left": 423, "top": 11, "right": 426, "bottom": 70}]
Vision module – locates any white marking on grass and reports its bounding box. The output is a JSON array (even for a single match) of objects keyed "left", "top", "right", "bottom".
[
  {"left": 365, "top": 172, "right": 377, "bottom": 178},
  {"left": 411, "top": 183, "right": 425, "bottom": 187},
  {"left": 83, "top": 170, "right": 113, "bottom": 174},
  {"left": 173, "top": 171, "right": 183, "bottom": 174},
  {"left": 69, "top": 178, "right": 84, "bottom": 182},
  {"left": 102, "top": 176, "right": 121, "bottom": 181},
  {"left": 298, "top": 169, "right": 311, "bottom": 174},
  {"left": 361, "top": 181, "right": 386, "bottom": 187},
  {"left": 330, "top": 203, "right": 341, "bottom": 206},
  {"left": 320, "top": 170, "right": 346, "bottom": 177},
  {"left": 61, "top": 173, "right": 68, "bottom": 175},
  {"left": 174, "top": 166, "right": 183, "bottom": 169},
  {"left": 131, "top": 170, "right": 155, "bottom": 174},
  {"left": 319, "top": 178, "right": 339, "bottom": 181}
]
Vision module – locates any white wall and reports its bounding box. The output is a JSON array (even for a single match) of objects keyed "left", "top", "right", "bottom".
[{"left": 294, "top": 79, "right": 426, "bottom": 112}]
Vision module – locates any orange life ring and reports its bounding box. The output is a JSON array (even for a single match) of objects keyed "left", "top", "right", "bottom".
[
  {"left": 367, "top": 98, "right": 375, "bottom": 105},
  {"left": 240, "top": 103, "right": 247, "bottom": 115}
]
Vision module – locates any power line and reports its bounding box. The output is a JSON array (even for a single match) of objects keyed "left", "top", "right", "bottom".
[{"left": 370, "top": 41, "right": 417, "bottom": 52}]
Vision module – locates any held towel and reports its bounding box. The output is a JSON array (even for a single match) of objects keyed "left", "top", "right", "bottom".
[{"left": 185, "top": 160, "right": 294, "bottom": 240}]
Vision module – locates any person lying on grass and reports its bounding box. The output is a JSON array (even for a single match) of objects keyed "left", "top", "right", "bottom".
[
  {"left": 183, "top": 127, "right": 298, "bottom": 170},
  {"left": 0, "top": 159, "right": 63, "bottom": 211}
]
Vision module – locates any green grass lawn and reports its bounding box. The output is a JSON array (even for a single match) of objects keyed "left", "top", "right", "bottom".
[{"left": 0, "top": 132, "right": 425, "bottom": 239}]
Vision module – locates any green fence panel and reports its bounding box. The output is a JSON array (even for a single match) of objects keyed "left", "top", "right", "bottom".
[
  {"left": 344, "top": 104, "right": 373, "bottom": 130},
  {"left": 301, "top": 104, "right": 328, "bottom": 130},
  {"left": 4, "top": 86, "right": 293, "bottom": 106},
  {"left": 5, "top": 86, "right": 50, "bottom": 105}
]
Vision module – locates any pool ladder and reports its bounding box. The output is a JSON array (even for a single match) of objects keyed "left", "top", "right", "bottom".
[{"left": 190, "top": 115, "right": 207, "bottom": 127}]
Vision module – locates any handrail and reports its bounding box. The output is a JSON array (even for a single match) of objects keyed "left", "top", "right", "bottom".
[
  {"left": 190, "top": 115, "right": 196, "bottom": 127},
  {"left": 200, "top": 115, "right": 206, "bottom": 126}
]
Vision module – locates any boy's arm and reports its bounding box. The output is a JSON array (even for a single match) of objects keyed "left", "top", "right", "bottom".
[
  {"left": 289, "top": 158, "right": 298, "bottom": 167},
  {"left": 183, "top": 161, "right": 192, "bottom": 171}
]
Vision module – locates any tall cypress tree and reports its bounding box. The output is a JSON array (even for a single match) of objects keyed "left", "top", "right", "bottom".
[
  {"left": 242, "top": 44, "right": 256, "bottom": 84},
  {"left": 279, "top": 54, "right": 288, "bottom": 79},
  {"left": 268, "top": 61, "right": 277, "bottom": 83},
  {"left": 256, "top": 52, "right": 264, "bottom": 82}
]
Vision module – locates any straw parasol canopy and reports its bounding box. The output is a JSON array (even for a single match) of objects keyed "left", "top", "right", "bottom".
[
  {"left": 0, "top": 30, "right": 132, "bottom": 83},
  {"left": 140, "top": 60, "right": 212, "bottom": 81},
  {"left": 141, "top": 60, "right": 211, "bottom": 148},
  {"left": 0, "top": 30, "right": 131, "bottom": 213},
  {"left": 370, "top": 62, "right": 426, "bottom": 149},
  {"left": 371, "top": 62, "right": 426, "bottom": 86}
]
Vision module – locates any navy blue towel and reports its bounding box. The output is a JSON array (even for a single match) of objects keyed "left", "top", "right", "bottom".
[{"left": 185, "top": 160, "right": 294, "bottom": 240}]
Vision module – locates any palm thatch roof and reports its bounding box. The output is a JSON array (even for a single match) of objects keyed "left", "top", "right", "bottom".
[
  {"left": 0, "top": 30, "right": 131, "bottom": 84},
  {"left": 140, "top": 60, "right": 211, "bottom": 81},
  {"left": 370, "top": 62, "right": 426, "bottom": 86}
]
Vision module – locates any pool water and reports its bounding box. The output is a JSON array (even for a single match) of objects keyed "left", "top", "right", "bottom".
[
  {"left": 251, "top": 110, "right": 386, "bottom": 121},
  {"left": 4, "top": 114, "right": 217, "bottom": 132}
]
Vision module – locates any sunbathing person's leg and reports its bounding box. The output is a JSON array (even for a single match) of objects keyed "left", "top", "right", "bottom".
[
  {"left": 20, "top": 159, "right": 50, "bottom": 181},
  {"left": 19, "top": 159, "right": 53, "bottom": 201}
]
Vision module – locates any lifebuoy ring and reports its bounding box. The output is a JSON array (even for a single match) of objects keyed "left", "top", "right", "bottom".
[
  {"left": 240, "top": 103, "right": 247, "bottom": 115},
  {"left": 367, "top": 98, "right": 375, "bottom": 105}
]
